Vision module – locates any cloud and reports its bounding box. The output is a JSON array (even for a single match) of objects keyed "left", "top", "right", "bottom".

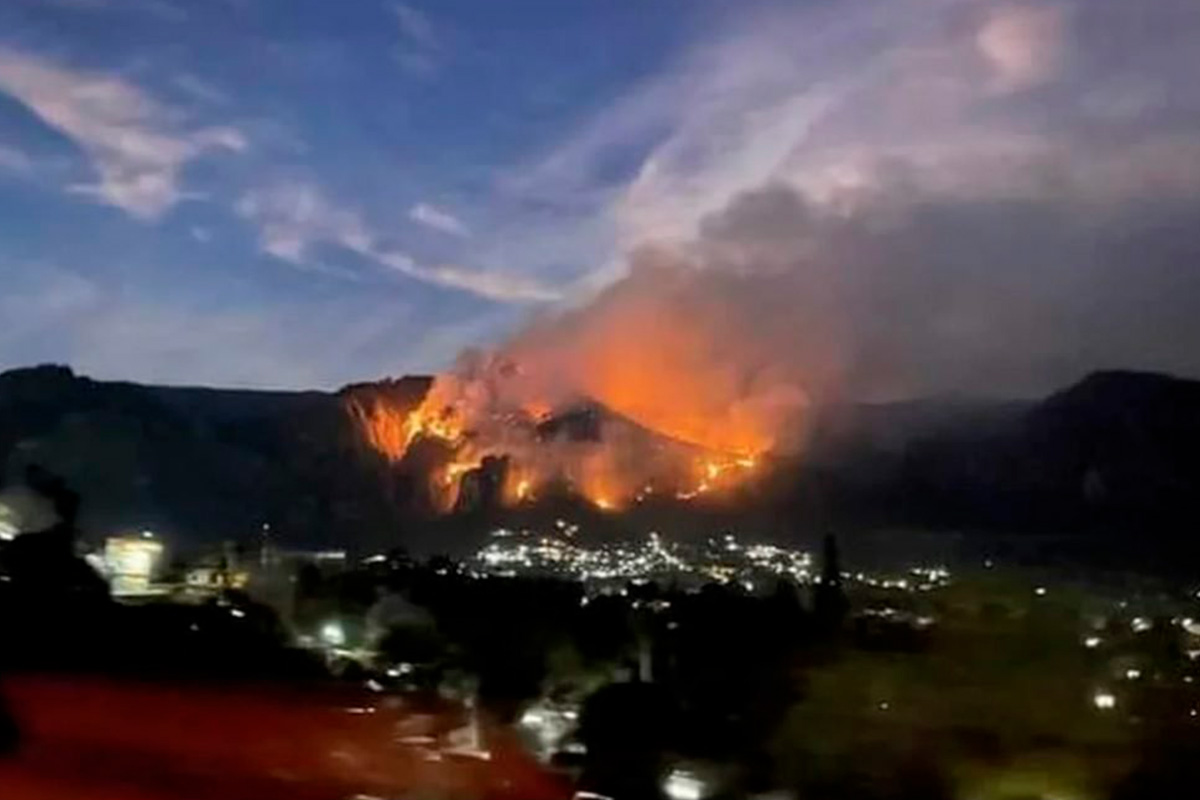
[
  {"left": 588, "top": 0, "right": 1200, "bottom": 251},
  {"left": 392, "top": 2, "right": 441, "bottom": 76},
  {"left": 409, "top": 202, "right": 469, "bottom": 237},
  {"left": 0, "top": 143, "right": 33, "bottom": 173},
  {"left": 236, "top": 181, "right": 371, "bottom": 262},
  {"left": 976, "top": 3, "right": 1068, "bottom": 92},
  {"left": 0, "top": 47, "right": 245, "bottom": 219},
  {"left": 237, "top": 181, "right": 560, "bottom": 302},
  {"left": 172, "top": 73, "right": 229, "bottom": 106},
  {"left": 462, "top": 0, "right": 1200, "bottom": 429}
]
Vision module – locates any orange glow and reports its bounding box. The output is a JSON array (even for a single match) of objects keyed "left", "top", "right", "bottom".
[
  {"left": 675, "top": 454, "right": 757, "bottom": 500},
  {"left": 441, "top": 458, "right": 480, "bottom": 487},
  {"left": 500, "top": 272, "right": 803, "bottom": 460},
  {"left": 406, "top": 403, "right": 464, "bottom": 451},
  {"left": 347, "top": 388, "right": 464, "bottom": 463},
  {"left": 522, "top": 400, "right": 553, "bottom": 423},
  {"left": 349, "top": 356, "right": 773, "bottom": 510}
]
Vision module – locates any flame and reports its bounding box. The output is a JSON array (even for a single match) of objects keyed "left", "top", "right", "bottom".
[
  {"left": 346, "top": 388, "right": 464, "bottom": 463},
  {"left": 406, "top": 404, "right": 464, "bottom": 451},
  {"left": 441, "top": 458, "right": 480, "bottom": 487},
  {"left": 675, "top": 455, "right": 758, "bottom": 500},
  {"left": 349, "top": 358, "right": 772, "bottom": 512},
  {"left": 522, "top": 400, "right": 553, "bottom": 423}
]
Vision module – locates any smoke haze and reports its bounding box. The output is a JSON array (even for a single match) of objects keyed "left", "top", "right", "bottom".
[{"left": 447, "top": 0, "right": 1200, "bottom": 452}]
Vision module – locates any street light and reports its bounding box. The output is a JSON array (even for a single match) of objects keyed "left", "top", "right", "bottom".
[
  {"left": 320, "top": 620, "right": 345, "bottom": 647},
  {"left": 663, "top": 769, "right": 705, "bottom": 800}
]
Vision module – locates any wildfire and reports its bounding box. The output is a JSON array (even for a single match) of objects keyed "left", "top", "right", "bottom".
[
  {"left": 406, "top": 404, "right": 464, "bottom": 451},
  {"left": 675, "top": 455, "right": 758, "bottom": 500},
  {"left": 441, "top": 458, "right": 480, "bottom": 487},
  {"left": 349, "top": 368, "right": 770, "bottom": 514}
]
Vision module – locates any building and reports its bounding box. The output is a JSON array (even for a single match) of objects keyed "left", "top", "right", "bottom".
[{"left": 104, "top": 531, "right": 164, "bottom": 596}]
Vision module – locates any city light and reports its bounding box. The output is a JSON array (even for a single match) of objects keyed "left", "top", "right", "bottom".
[
  {"left": 1093, "top": 691, "right": 1117, "bottom": 710},
  {"left": 1084, "top": 636, "right": 1102, "bottom": 648},
  {"left": 663, "top": 769, "right": 706, "bottom": 800},
  {"left": 320, "top": 620, "right": 345, "bottom": 647},
  {"left": 469, "top": 527, "right": 953, "bottom": 598}
]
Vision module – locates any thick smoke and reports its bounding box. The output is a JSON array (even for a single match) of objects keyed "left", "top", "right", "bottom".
[
  {"left": 415, "top": 0, "right": 1200, "bottom": 481},
  {"left": 454, "top": 0, "right": 1200, "bottom": 447},
  {"left": 478, "top": 179, "right": 1200, "bottom": 460}
]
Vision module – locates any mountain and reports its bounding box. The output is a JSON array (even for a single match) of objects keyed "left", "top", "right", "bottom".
[
  {"left": 794, "top": 371, "right": 1200, "bottom": 568},
  {"left": 2, "top": 365, "right": 1199, "bottom": 565},
  {"left": 0, "top": 365, "right": 427, "bottom": 553}
]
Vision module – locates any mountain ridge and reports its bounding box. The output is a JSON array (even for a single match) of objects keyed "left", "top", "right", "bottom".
[{"left": 2, "top": 365, "right": 1199, "bottom": 564}]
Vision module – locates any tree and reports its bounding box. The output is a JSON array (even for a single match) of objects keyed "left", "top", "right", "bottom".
[{"left": 814, "top": 533, "right": 849, "bottom": 632}]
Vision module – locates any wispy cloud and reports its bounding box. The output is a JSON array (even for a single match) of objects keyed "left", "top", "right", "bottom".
[
  {"left": 0, "top": 47, "right": 245, "bottom": 219},
  {"left": 392, "top": 2, "right": 441, "bottom": 76},
  {"left": 521, "top": 0, "right": 1199, "bottom": 257},
  {"left": 237, "top": 181, "right": 559, "bottom": 302},
  {"left": 172, "top": 73, "right": 229, "bottom": 106},
  {"left": 498, "top": 0, "right": 1200, "bottom": 402},
  {"left": 409, "top": 201, "right": 469, "bottom": 237}
]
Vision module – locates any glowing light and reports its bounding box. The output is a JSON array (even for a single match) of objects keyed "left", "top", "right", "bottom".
[
  {"left": 320, "top": 620, "right": 345, "bottom": 647},
  {"left": 1084, "top": 636, "right": 1102, "bottom": 648},
  {"left": 1035, "top": 586, "right": 1047, "bottom": 597},
  {"left": 1132, "top": 617, "right": 1153, "bottom": 633},
  {"left": 446, "top": 460, "right": 479, "bottom": 484},
  {"left": 516, "top": 479, "right": 532, "bottom": 501},
  {"left": 663, "top": 769, "right": 705, "bottom": 800},
  {"left": 105, "top": 535, "right": 164, "bottom": 596},
  {"left": 1093, "top": 690, "right": 1116, "bottom": 710},
  {"left": 1125, "top": 668, "right": 1141, "bottom": 680}
]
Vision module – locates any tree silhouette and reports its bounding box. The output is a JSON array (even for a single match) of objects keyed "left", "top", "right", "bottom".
[{"left": 814, "top": 533, "right": 849, "bottom": 633}]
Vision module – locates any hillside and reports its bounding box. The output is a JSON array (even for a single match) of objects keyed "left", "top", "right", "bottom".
[
  {"left": 3, "top": 365, "right": 1199, "bottom": 564},
  {"left": 0, "top": 366, "right": 426, "bottom": 552}
]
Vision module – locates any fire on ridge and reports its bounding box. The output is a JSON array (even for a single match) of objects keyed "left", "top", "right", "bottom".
[{"left": 346, "top": 372, "right": 765, "bottom": 514}]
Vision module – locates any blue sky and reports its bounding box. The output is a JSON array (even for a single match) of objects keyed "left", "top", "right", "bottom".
[
  {"left": 1, "top": 0, "right": 1199, "bottom": 396},
  {"left": 0, "top": 0, "right": 732, "bottom": 387}
]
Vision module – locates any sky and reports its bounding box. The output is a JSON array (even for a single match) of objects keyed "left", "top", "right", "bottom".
[{"left": 0, "top": 0, "right": 1198, "bottom": 398}]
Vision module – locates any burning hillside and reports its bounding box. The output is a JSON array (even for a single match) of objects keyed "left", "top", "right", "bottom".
[
  {"left": 345, "top": 247, "right": 826, "bottom": 515},
  {"left": 344, "top": 356, "right": 770, "bottom": 515}
]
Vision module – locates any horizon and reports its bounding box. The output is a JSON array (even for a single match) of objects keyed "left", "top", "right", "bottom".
[{"left": 0, "top": 0, "right": 1197, "bottom": 403}]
